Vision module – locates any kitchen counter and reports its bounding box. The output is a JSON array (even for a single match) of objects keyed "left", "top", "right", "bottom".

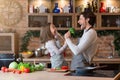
[
  {"left": 92, "top": 56, "right": 120, "bottom": 64},
  {"left": 23, "top": 56, "right": 120, "bottom": 64},
  {"left": 0, "top": 70, "right": 113, "bottom": 80},
  {"left": 23, "top": 56, "right": 70, "bottom": 61}
]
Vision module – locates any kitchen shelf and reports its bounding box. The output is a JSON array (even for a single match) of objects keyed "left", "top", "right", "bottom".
[
  {"left": 27, "top": 0, "right": 120, "bottom": 30},
  {"left": 95, "top": 27, "right": 120, "bottom": 30}
]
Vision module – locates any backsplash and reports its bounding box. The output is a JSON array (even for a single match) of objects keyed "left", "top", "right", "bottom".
[
  {"left": 96, "top": 35, "right": 115, "bottom": 58},
  {"left": 26, "top": 30, "right": 120, "bottom": 58}
]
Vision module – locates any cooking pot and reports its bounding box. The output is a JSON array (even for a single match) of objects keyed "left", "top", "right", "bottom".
[
  {"left": 34, "top": 48, "right": 46, "bottom": 57},
  {"left": 74, "top": 65, "right": 107, "bottom": 76}
]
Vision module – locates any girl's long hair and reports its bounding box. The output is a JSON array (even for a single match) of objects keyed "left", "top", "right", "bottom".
[{"left": 40, "top": 23, "right": 54, "bottom": 43}]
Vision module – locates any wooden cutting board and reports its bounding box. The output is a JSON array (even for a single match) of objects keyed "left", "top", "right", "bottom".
[{"left": 46, "top": 68, "right": 68, "bottom": 72}]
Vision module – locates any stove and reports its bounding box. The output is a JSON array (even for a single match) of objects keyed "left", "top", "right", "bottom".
[{"left": 65, "top": 70, "right": 118, "bottom": 78}]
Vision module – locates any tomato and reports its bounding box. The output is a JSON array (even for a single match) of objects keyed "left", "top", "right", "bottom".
[
  {"left": 16, "top": 70, "right": 22, "bottom": 74},
  {"left": 1, "top": 67, "right": 7, "bottom": 72},
  {"left": 5, "top": 68, "right": 9, "bottom": 72},
  {"left": 12, "top": 70, "right": 16, "bottom": 73},
  {"left": 24, "top": 68, "right": 30, "bottom": 73},
  {"left": 61, "top": 66, "right": 69, "bottom": 70}
]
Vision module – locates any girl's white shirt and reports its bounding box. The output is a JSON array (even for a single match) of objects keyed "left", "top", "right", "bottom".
[{"left": 45, "top": 39, "right": 67, "bottom": 56}]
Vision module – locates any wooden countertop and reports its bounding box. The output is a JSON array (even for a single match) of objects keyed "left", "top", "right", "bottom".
[
  {"left": 92, "top": 56, "right": 120, "bottom": 64},
  {"left": 0, "top": 70, "right": 113, "bottom": 80},
  {"left": 23, "top": 56, "right": 120, "bottom": 64},
  {"left": 23, "top": 56, "right": 71, "bottom": 63}
]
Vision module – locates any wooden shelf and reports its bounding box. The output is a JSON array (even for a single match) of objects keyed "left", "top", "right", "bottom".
[
  {"left": 57, "top": 28, "right": 69, "bottom": 30},
  {"left": 51, "top": 13, "right": 74, "bottom": 16},
  {"left": 28, "top": 28, "right": 41, "bottom": 30},
  {"left": 98, "top": 13, "right": 120, "bottom": 15},
  {"left": 28, "top": 13, "right": 51, "bottom": 16},
  {"left": 28, "top": 0, "right": 120, "bottom": 30},
  {"left": 95, "top": 27, "right": 120, "bottom": 30}
]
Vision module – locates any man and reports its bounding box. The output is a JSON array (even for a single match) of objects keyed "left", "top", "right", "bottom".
[{"left": 64, "top": 11, "right": 98, "bottom": 70}]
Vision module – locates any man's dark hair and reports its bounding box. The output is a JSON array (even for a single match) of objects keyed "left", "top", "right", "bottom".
[{"left": 80, "top": 11, "right": 96, "bottom": 27}]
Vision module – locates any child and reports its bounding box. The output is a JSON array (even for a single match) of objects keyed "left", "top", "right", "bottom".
[{"left": 40, "top": 23, "right": 68, "bottom": 68}]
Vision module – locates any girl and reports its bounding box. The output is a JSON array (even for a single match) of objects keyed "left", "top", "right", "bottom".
[{"left": 40, "top": 23, "right": 68, "bottom": 68}]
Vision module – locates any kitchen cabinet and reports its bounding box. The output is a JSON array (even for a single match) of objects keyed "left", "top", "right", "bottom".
[{"left": 27, "top": 0, "right": 120, "bottom": 31}]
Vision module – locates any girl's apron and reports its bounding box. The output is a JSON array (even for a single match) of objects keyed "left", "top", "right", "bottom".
[{"left": 51, "top": 54, "right": 64, "bottom": 68}]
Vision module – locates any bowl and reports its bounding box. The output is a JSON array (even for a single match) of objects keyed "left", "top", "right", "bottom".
[{"left": 21, "top": 52, "right": 33, "bottom": 58}]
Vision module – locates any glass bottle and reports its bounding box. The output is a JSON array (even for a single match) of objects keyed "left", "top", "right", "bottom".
[
  {"left": 13, "top": 54, "right": 19, "bottom": 63},
  {"left": 108, "top": 41, "right": 115, "bottom": 58},
  {"left": 95, "top": 0, "right": 98, "bottom": 12},
  {"left": 106, "top": 19, "right": 110, "bottom": 27},
  {"left": 29, "top": 5, "right": 34, "bottom": 13},
  {"left": 69, "top": 0, "right": 73, "bottom": 13},
  {"left": 92, "top": 0, "right": 97, "bottom": 12},
  {"left": 17, "top": 54, "right": 23, "bottom": 63},
  {"left": 84, "top": 2, "right": 92, "bottom": 12},
  {"left": 116, "top": 17, "right": 120, "bottom": 27},
  {"left": 66, "top": 18, "right": 71, "bottom": 28},
  {"left": 53, "top": 3, "right": 60, "bottom": 13}
]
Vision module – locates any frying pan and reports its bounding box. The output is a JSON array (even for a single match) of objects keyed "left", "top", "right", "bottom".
[{"left": 70, "top": 65, "right": 107, "bottom": 76}]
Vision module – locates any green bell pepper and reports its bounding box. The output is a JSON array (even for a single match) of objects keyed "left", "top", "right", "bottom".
[{"left": 69, "top": 28, "right": 75, "bottom": 37}]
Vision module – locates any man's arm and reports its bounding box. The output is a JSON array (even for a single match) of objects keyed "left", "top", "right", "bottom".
[{"left": 66, "top": 30, "right": 97, "bottom": 55}]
